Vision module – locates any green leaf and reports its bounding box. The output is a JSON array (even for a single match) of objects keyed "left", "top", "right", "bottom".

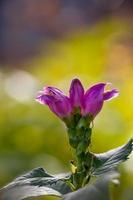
[
  {"left": 91, "top": 139, "right": 133, "bottom": 176},
  {"left": 62, "top": 171, "right": 119, "bottom": 200},
  {"left": 0, "top": 167, "right": 72, "bottom": 200}
]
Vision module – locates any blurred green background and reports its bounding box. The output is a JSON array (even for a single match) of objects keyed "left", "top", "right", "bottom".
[{"left": 0, "top": 1, "right": 133, "bottom": 200}]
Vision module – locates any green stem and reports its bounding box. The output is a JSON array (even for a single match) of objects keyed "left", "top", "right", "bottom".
[
  {"left": 66, "top": 180, "right": 76, "bottom": 191},
  {"left": 67, "top": 115, "right": 93, "bottom": 190},
  {"left": 82, "top": 175, "right": 91, "bottom": 187}
]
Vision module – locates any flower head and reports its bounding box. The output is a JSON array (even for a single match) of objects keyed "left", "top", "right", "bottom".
[{"left": 36, "top": 79, "right": 119, "bottom": 120}]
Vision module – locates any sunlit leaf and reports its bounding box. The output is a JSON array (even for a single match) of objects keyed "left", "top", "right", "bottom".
[
  {"left": 0, "top": 167, "right": 72, "bottom": 200},
  {"left": 62, "top": 171, "right": 119, "bottom": 200},
  {"left": 91, "top": 139, "right": 133, "bottom": 176}
]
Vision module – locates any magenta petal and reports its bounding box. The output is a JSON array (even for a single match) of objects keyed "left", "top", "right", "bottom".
[
  {"left": 36, "top": 86, "right": 72, "bottom": 118},
  {"left": 44, "top": 87, "right": 65, "bottom": 99},
  {"left": 103, "top": 89, "right": 119, "bottom": 101},
  {"left": 69, "top": 78, "right": 84, "bottom": 108},
  {"left": 36, "top": 93, "right": 54, "bottom": 105},
  {"left": 49, "top": 97, "right": 72, "bottom": 118},
  {"left": 85, "top": 83, "right": 106, "bottom": 100},
  {"left": 82, "top": 83, "right": 106, "bottom": 117}
]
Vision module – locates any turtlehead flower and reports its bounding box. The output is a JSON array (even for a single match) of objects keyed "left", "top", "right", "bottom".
[{"left": 36, "top": 79, "right": 119, "bottom": 119}]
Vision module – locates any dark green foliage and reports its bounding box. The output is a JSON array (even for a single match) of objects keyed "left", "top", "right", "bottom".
[{"left": 0, "top": 167, "right": 72, "bottom": 200}]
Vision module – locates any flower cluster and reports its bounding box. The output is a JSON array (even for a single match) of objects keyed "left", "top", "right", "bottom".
[{"left": 36, "top": 78, "right": 119, "bottom": 120}]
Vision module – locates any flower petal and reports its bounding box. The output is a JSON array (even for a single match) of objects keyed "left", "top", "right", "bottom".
[
  {"left": 36, "top": 86, "right": 72, "bottom": 118},
  {"left": 85, "top": 83, "right": 106, "bottom": 100},
  {"left": 36, "top": 93, "right": 54, "bottom": 105},
  {"left": 49, "top": 97, "right": 72, "bottom": 118},
  {"left": 69, "top": 78, "right": 84, "bottom": 108},
  {"left": 103, "top": 89, "right": 119, "bottom": 101},
  {"left": 82, "top": 83, "right": 106, "bottom": 117},
  {"left": 43, "top": 87, "right": 65, "bottom": 99}
]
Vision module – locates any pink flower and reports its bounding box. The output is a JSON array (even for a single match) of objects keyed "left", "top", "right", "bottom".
[{"left": 36, "top": 79, "right": 119, "bottom": 119}]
